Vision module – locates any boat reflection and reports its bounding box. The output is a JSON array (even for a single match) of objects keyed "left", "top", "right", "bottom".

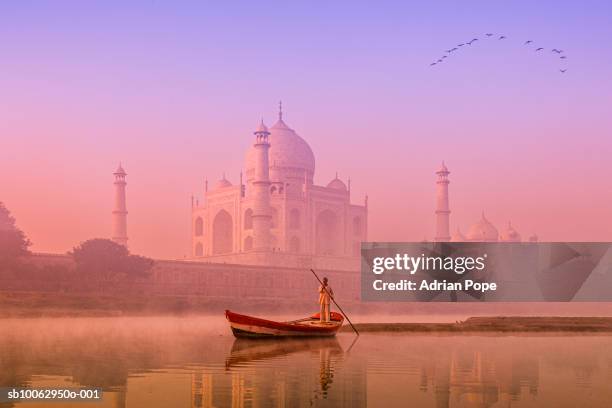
[
  {"left": 224, "top": 337, "right": 349, "bottom": 401},
  {"left": 226, "top": 337, "right": 344, "bottom": 367}
]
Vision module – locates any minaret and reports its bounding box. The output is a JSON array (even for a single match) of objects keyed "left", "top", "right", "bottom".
[
  {"left": 251, "top": 120, "right": 272, "bottom": 251},
  {"left": 112, "top": 163, "right": 128, "bottom": 247},
  {"left": 435, "top": 162, "right": 451, "bottom": 242}
]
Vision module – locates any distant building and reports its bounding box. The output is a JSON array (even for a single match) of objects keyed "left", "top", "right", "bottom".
[
  {"left": 434, "top": 162, "right": 451, "bottom": 242},
  {"left": 190, "top": 105, "right": 367, "bottom": 271},
  {"left": 112, "top": 164, "right": 128, "bottom": 247},
  {"left": 435, "top": 163, "right": 535, "bottom": 243}
]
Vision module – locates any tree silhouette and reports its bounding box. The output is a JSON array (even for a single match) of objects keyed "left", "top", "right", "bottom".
[
  {"left": 0, "top": 202, "right": 31, "bottom": 263},
  {"left": 70, "top": 239, "right": 153, "bottom": 281}
]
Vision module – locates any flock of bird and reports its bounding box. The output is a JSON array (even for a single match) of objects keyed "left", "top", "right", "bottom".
[{"left": 430, "top": 33, "right": 568, "bottom": 73}]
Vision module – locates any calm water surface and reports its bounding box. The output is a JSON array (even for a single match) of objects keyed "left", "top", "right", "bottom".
[{"left": 1, "top": 316, "right": 611, "bottom": 407}]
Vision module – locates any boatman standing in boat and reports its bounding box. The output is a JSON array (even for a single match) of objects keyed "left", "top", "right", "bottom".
[{"left": 318, "top": 277, "right": 334, "bottom": 323}]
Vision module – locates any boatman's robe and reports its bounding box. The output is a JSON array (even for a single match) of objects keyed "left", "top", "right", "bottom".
[{"left": 318, "top": 284, "right": 334, "bottom": 323}]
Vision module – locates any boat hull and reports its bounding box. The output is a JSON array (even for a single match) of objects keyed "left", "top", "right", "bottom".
[{"left": 225, "top": 310, "right": 344, "bottom": 338}]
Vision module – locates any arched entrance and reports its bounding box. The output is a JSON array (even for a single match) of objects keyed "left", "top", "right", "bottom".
[
  {"left": 244, "top": 209, "right": 253, "bottom": 230},
  {"left": 194, "top": 217, "right": 203, "bottom": 236},
  {"left": 316, "top": 210, "right": 340, "bottom": 255},
  {"left": 212, "top": 210, "right": 233, "bottom": 254}
]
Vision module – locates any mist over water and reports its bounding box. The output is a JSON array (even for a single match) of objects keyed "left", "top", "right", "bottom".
[{"left": 1, "top": 316, "right": 612, "bottom": 407}]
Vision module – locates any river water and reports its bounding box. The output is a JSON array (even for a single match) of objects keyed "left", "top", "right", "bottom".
[{"left": 1, "top": 316, "right": 611, "bottom": 407}]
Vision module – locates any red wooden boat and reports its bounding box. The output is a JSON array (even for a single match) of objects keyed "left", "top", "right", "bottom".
[{"left": 225, "top": 310, "right": 344, "bottom": 338}]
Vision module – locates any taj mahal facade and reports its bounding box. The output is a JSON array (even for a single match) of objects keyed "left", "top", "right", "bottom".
[
  {"left": 107, "top": 106, "right": 536, "bottom": 276},
  {"left": 189, "top": 107, "right": 367, "bottom": 271}
]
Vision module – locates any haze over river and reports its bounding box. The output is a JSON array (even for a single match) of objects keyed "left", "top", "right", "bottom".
[{"left": 1, "top": 316, "right": 611, "bottom": 407}]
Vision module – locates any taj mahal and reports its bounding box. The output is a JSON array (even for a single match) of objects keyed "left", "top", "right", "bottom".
[
  {"left": 188, "top": 105, "right": 367, "bottom": 271},
  {"left": 110, "top": 106, "right": 535, "bottom": 271}
]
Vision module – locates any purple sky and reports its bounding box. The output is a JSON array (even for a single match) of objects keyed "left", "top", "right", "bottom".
[{"left": 1, "top": 1, "right": 611, "bottom": 258}]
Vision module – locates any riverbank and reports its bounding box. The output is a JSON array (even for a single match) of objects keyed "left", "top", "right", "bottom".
[
  {"left": 4, "top": 292, "right": 612, "bottom": 327},
  {"left": 0, "top": 291, "right": 312, "bottom": 317},
  {"left": 343, "top": 316, "right": 612, "bottom": 332}
]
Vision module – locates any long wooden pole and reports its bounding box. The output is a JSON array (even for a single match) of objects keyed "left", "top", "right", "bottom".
[{"left": 310, "top": 269, "right": 359, "bottom": 336}]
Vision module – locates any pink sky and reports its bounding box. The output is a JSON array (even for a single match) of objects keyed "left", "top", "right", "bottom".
[{"left": 1, "top": 2, "right": 611, "bottom": 259}]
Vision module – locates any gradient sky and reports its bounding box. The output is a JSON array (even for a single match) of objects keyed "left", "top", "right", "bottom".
[{"left": 1, "top": 1, "right": 611, "bottom": 259}]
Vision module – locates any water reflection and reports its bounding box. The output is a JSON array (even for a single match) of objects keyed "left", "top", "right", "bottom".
[
  {"left": 219, "top": 337, "right": 362, "bottom": 407},
  {"left": 225, "top": 338, "right": 344, "bottom": 399},
  {"left": 0, "top": 317, "right": 611, "bottom": 407},
  {"left": 225, "top": 337, "right": 343, "bottom": 368}
]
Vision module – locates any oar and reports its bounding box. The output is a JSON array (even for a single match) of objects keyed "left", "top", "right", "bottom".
[
  {"left": 345, "top": 333, "right": 360, "bottom": 354},
  {"left": 310, "top": 269, "right": 359, "bottom": 336}
]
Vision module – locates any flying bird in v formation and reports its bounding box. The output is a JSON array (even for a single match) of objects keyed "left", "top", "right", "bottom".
[{"left": 429, "top": 33, "right": 568, "bottom": 73}]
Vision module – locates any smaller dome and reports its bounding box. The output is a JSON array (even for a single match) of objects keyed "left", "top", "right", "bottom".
[
  {"left": 500, "top": 222, "right": 521, "bottom": 242},
  {"left": 467, "top": 212, "right": 499, "bottom": 242},
  {"left": 114, "top": 163, "right": 126, "bottom": 175},
  {"left": 327, "top": 176, "right": 347, "bottom": 191},
  {"left": 255, "top": 120, "right": 269, "bottom": 134},
  {"left": 215, "top": 176, "right": 232, "bottom": 189},
  {"left": 436, "top": 161, "right": 449, "bottom": 174},
  {"left": 451, "top": 227, "right": 466, "bottom": 242}
]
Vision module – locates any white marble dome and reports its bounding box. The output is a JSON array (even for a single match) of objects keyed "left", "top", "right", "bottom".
[
  {"left": 215, "top": 177, "right": 232, "bottom": 189},
  {"left": 246, "top": 117, "right": 315, "bottom": 183},
  {"left": 451, "top": 227, "right": 466, "bottom": 242},
  {"left": 327, "top": 177, "right": 347, "bottom": 191},
  {"left": 467, "top": 213, "right": 499, "bottom": 241},
  {"left": 255, "top": 120, "right": 269, "bottom": 134},
  {"left": 114, "top": 163, "right": 126, "bottom": 175},
  {"left": 436, "top": 161, "right": 449, "bottom": 174},
  {"left": 500, "top": 222, "right": 521, "bottom": 242}
]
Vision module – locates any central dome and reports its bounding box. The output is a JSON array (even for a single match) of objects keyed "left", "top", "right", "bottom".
[
  {"left": 246, "top": 116, "right": 315, "bottom": 183},
  {"left": 467, "top": 213, "right": 499, "bottom": 242}
]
